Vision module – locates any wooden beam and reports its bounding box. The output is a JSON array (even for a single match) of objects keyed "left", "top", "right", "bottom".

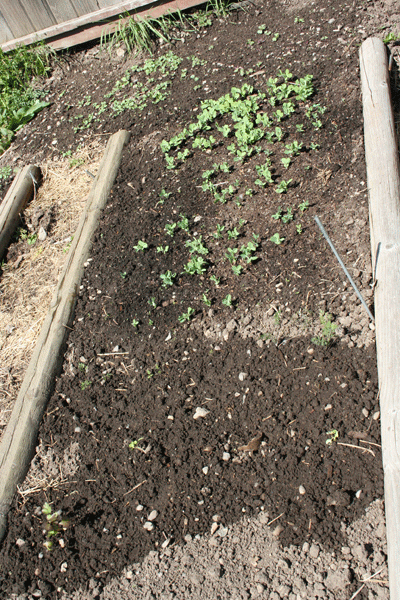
[
  {"left": 0, "top": 0, "right": 204, "bottom": 52},
  {"left": 0, "top": 130, "right": 130, "bottom": 544},
  {"left": 360, "top": 36, "right": 400, "bottom": 600},
  {"left": 0, "top": 165, "right": 41, "bottom": 261}
]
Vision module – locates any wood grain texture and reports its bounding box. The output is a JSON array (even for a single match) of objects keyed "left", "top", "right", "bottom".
[
  {"left": 0, "top": 165, "right": 41, "bottom": 261},
  {"left": 0, "top": 130, "right": 130, "bottom": 544},
  {"left": 360, "top": 36, "right": 400, "bottom": 600}
]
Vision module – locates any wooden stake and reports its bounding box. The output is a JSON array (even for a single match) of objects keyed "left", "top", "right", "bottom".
[{"left": 360, "top": 37, "right": 400, "bottom": 600}]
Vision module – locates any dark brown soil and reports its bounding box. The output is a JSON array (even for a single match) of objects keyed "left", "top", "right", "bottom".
[{"left": 1, "top": 0, "right": 397, "bottom": 597}]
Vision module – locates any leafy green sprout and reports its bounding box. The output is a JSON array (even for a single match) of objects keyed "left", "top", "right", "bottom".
[
  {"left": 299, "top": 199, "right": 309, "bottom": 212},
  {"left": 157, "top": 245, "right": 169, "bottom": 254},
  {"left": 120, "top": 271, "right": 127, "bottom": 279},
  {"left": 183, "top": 256, "right": 208, "bottom": 275},
  {"left": 222, "top": 294, "right": 233, "bottom": 307},
  {"left": 0, "top": 166, "right": 12, "bottom": 179},
  {"left": 227, "top": 228, "right": 240, "bottom": 240},
  {"left": 311, "top": 311, "right": 337, "bottom": 347},
  {"left": 148, "top": 297, "right": 157, "bottom": 309},
  {"left": 225, "top": 247, "right": 238, "bottom": 264},
  {"left": 210, "top": 275, "right": 220, "bottom": 286},
  {"left": 178, "top": 307, "right": 195, "bottom": 323},
  {"left": 129, "top": 437, "right": 144, "bottom": 449},
  {"left": 78, "top": 362, "right": 87, "bottom": 372},
  {"left": 134, "top": 240, "right": 148, "bottom": 252},
  {"left": 275, "top": 179, "right": 292, "bottom": 194},
  {"left": 177, "top": 214, "right": 190, "bottom": 232},
  {"left": 281, "top": 156, "right": 291, "bottom": 169},
  {"left": 213, "top": 224, "right": 225, "bottom": 239},
  {"left": 270, "top": 233, "right": 285, "bottom": 245},
  {"left": 42, "top": 502, "right": 69, "bottom": 551},
  {"left": 232, "top": 265, "right": 242, "bottom": 276},
  {"left": 326, "top": 429, "right": 339, "bottom": 445},
  {"left": 296, "top": 223, "right": 303, "bottom": 234},
  {"left": 160, "top": 270, "right": 176, "bottom": 287},
  {"left": 165, "top": 223, "right": 177, "bottom": 237},
  {"left": 272, "top": 207, "right": 283, "bottom": 220},
  {"left": 202, "top": 292, "right": 212, "bottom": 307},
  {"left": 131, "top": 318, "right": 139, "bottom": 328},
  {"left": 282, "top": 208, "right": 294, "bottom": 223},
  {"left": 79, "top": 379, "right": 92, "bottom": 391}
]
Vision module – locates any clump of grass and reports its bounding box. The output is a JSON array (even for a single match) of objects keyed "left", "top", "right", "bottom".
[{"left": 0, "top": 44, "right": 53, "bottom": 154}]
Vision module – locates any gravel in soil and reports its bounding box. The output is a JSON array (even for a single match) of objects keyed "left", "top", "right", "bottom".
[{"left": 1, "top": 0, "right": 399, "bottom": 598}]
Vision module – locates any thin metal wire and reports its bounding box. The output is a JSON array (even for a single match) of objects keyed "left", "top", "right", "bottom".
[{"left": 314, "top": 215, "right": 375, "bottom": 322}]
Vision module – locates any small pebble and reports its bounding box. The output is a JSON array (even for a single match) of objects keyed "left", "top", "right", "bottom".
[
  {"left": 373, "top": 411, "right": 380, "bottom": 420},
  {"left": 136, "top": 504, "right": 144, "bottom": 512},
  {"left": 211, "top": 522, "right": 218, "bottom": 535},
  {"left": 222, "top": 452, "right": 231, "bottom": 461},
  {"left": 217, "top": 526, "right": 228, "bottom": 538},
  {"left": 184, "top": 534, "right": 192, "bottom": 542},
  {"left": 148, "top": 510, "right": 158, "bottom": 521},
  {"left": 355, "top": 489, "right": 362, "bottom": 499},
  {"left": 239, "top": 372, "right": 248, "bottom": 381},
  {"left": 16, "top": 539, "right": 25, "bottom": 547},
  {"left": 362, "top": 408, "right": 369, "bottom": 418},
  {"left": 212, "top": 514, "right": 221, "bottom": 522},
  {"left": 272, "top": 524, "right": 283, "bottom": 537},
  {"left": 161, "top": 538, "right": 171, "bottom": 549},
  {"left": 60, "top": 562, "right": 68, "bottom": 573},
  {"left": 299, "top": 485, "right": 306, "bottom": 495},
  {"left": 143, "top": 522, "right": 154, "bottom": 531},
  {"left": 193, "top": 407, "right": 210, "bottom": 419},
  {"left": 309, "top": 543, "right": 320, "bottom": 559},
  {"left": 202, "top": 466, "right": 209, "bottom": 475}
]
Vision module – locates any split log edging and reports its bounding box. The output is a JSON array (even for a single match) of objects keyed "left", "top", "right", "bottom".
[
  {"left": 360, "top": 37, "right": 400, "bottom": 600},
  {"left": 0, "top": 130, "right": 130, "bottom": 543},
  {"left": 0, "top": 164, "right": 41, "bottom": 261}
]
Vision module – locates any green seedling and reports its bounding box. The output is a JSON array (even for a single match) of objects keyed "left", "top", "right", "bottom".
[
  {"left": 326, "top": 429, "right": 339, "bottom": 445},
  {"left": 227, "top": 228, "right": 240, "bottom": 240},
  {"left": 296, "top": 223, "right": 303, "bottom": 234},
  {"left": 185, "top": 236, "right": 208, "bottom": 255},
  {"left": 310, "top": 142, "right": 320, "bottom": 150},
  {"left": 296, "top": 123, "right": 305, "bottom": 133},
  {"left": 282, "top": 207, "right": 294, "bottom": 223},
  {"left": 272, "top": 207, "right": 283, "bottom": 220},
  {"left": 281, "top": 156, "right": 291, "bottom": 170},
  {"left": 240, "top": 240, "right": 258, "bottom": 263},
  {"left": 222, "top": 294, "right": 233, "bottom": 307},
  {"left": 131, "top": 318, "right": 139, "bottom": 327},
  {"left": 270, "top": 233, "right": 284, "bottom": 245},
  {"left": 0, "top": 166, "right": 12, "bottom": 179},
  {"left": 298, "top": 199, "right": 309, "bottom": 212},
  {"left": 225, "top": 247, "right": 238, "bottom": 264},
  {"left": 80, "top": 380, "right": 91, "bottom": 390},
  {"left": 210, "top": 275, "right": 220, "bottom": 286},
  {"left": 183, "top": 256, "right": 208, "bottom": 275},
  {"left": 160, "top": 270, "right": 176, "bottom": 287},
  {"left": 157, "top": 245, "right": 169, "bottom": 254},
  {"left": 120, "top": 271, "right": 127, "bottom": 279},
  {"left": 129, "top": 437, "right": 144, "bottom": 449},
  {"left": 284, "top": 140, "right": 302, "bottom": 156},
  {"left": 232, "top": 264, "right": 242, "bottom": 275},
  {"left": 202, "top": 292, "right": 212, "bottom": 307},
  {"left": 42, "top": 502, "right": 69, "bottom": 552},
  {"left": 148, "top": 297, "right": 157, "bottom": 309},
  {"left": 78, "top": 362, "right": 87, "bottom": 372},
  {"left": 312, "top": 311, "right": 337, "bottom": 347},
  {"left": 165, "top": 222, "right": 177, "bottom": 237},
  {"left": 134, "top": 240, "right": 148, "bottom": 252},
  {"left": 213, "top": 224, "right": 225, "bottom": 239},
  {"left": 177, "top": 213, "right": 190, "bottom": 232},
  {"left": 275, "top": 179, "right": 292, "bottom": 194},
  {"left": 159, "top": 188, "right": 171, "bottom": 200},
  {"left": 178, "top": 307, "right": 195, "bottom": 323},
  {"left": 294, "top": 16, "right": 304, "bottom": 23}
]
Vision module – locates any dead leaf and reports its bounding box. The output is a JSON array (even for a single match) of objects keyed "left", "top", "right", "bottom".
[{"left": 238, "top": 432, "right": 263, "bottom": 452}]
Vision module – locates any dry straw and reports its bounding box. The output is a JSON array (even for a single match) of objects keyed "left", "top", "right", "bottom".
[{"left": 0, "top": 140, "right": 105, "bottom": 437}]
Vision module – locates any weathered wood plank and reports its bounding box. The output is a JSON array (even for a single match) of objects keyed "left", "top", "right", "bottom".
[
  {"left": 17, "top": 0, "right": 57, "bottom": 31},
  {"left": 360, "top": 36, "right": 400, "bottom": 600},
  {"left": 1, "top": 0, "right": 203, "bottom": 51},
  {"left": 0, "top": 1, "right": 35, "bottom": 39},
  {"left": 0, "top": 9, "right": 14, "bottom": 42},
  {"left": 0, "top": 130, "right": 130, "bottom": 544},
  {"left": 46, "top": 0, "right": 79, "bottom": 23},
  {"left": 0, "top": 165, "right": 41, "bottom": 261}
]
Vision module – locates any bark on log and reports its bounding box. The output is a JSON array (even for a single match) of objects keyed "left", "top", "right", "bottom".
[
  {"left": 0, "top": 130, "right": 130, "bottom": 543},
  {"left": 0, "top": 165, "right": 41, "bottom": 260},
  {"left": 360, "top": 37, "right": 400, "bottom": 600}
]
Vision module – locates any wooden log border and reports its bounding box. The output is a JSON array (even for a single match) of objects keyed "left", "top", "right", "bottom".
[
  {"left": 0, "top": 130, "right": 130, "bottom": 543},
  {"left": 360, "top": 37, "right": 400, "bottom": 600},
  {"left": 0, "top": 165, "right": 41, "bottom": 261}
]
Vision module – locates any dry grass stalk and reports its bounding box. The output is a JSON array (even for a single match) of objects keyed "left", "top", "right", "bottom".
[{"left": 0, "top": 140, "right": 105, "bottom": 438}]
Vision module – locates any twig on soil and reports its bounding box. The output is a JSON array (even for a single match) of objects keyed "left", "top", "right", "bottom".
[
  {"left": 349, "top": 584, "right": 365, "bottom": 600},
  {"left": 267, "top": 512, "right": 284, "bottom": 527},
  {"left": 97, "top": 352, "right": 129, "bottom": 356},
  {"left": 337, "top": 442, "right": 375, "bottom": 457},
  {"left": 360, "top": 567, "right": 386, "bottom": 583},
  {"left": 359, "top": 439, "right": 382, "bottom": 449},
  {"left": 123, "top": 479, "right": 147, "bottom": 496}
]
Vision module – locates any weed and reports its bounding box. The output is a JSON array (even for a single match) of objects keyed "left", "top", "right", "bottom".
[
  {"left": 157, "top": 245, "right": 169, "bottom": 254},
  {"left": 177, "top": 214, "right": 190, "bottom": 232},
  {"left": 120, "top": 271, "right": 127, "bottom": 279},
  {"left": 202, "top": 292, "right": 212, "bottom": 306},
  {"left": 282, "top": 207, "right": 294, "bottom": 223},
  {"left": 148, "top": 297, "right": 157, "bottom": 309},
  {"left": 80, "top": 380, "right": 91, "bottom": 390},
  {"left": 131, "top": 318, "right": 139, "bottom": 327},
  {"left": 296, "top": 223, "right": 303, "bottom": 234},
  {"left": 42, "top": 502, "right": 69, "bottom": 552},
  {"left": 210, "top": 275, "right": 220, "bottom": 286},
  {"left": 272, "top": 208, "right": 283, "bottom": 221},
  {"left": 165, "top": 222, "right": 177, "bottom": 237},
  {"left": 227, "top": 227, "right": 240, "bottom": 240},
  {"left": 78, "top": 362, "right": 87, "bottom": 372},
  {"left": 298, "top": 199, "right": 309, "bottom": 212},
  {"left": 312, "top": 311, "right": 337, "bottom": 347},
  {"left": 274, "top": 309, "right": 282, "bottom": 325},
  {"left": 0, "top": 165, "right": 12, "bottom": 179},
  {"left": 275, "top": 179, "right": 292, "bottom": 194},
  {"left": 213, "top": 224, "right": 225, "bottom": 239},
  {"left": 232, "top": 264, "right": 242, "bottom": 275}
]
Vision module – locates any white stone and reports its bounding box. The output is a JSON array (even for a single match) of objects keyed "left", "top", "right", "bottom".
[{"left": 193, "top": 407, "right": 210, "bottom": 419}]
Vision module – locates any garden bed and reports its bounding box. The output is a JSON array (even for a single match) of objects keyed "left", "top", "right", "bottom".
[{"left": 1, "top": 0, "right": 400, "bottom": 598}]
